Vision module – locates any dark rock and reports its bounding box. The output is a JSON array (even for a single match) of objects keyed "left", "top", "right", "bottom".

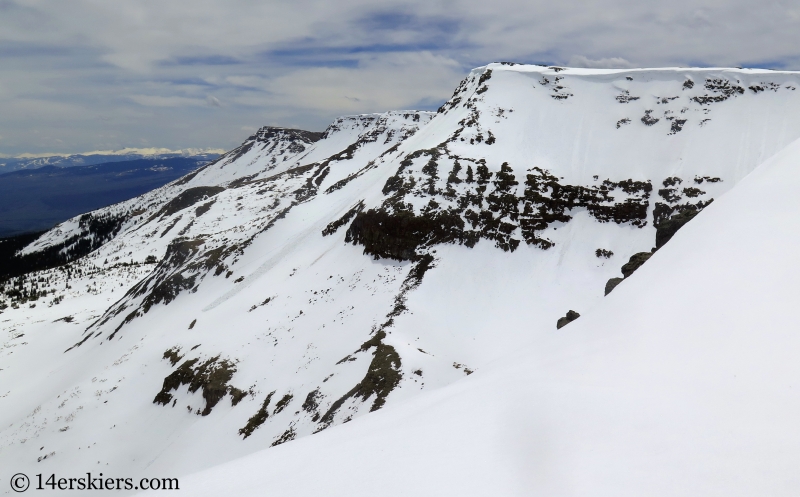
[
  {"left": 556, "top": 310, "right": 581, "bottom": 329},
  {"left": 155, "top": 186, "right": 225, "bottom": 219},
  {"left": 345, "top": 207, "right": 464, "bottom": 261},
  {"left": 692, "top": 78, "right": 745, "bottom": 105},
  {"left": 620, "top": 252, "right": 653, "bottom": 278},
  {"left": 322, "top": 200, "right": 365, "bottom": 237},
  {"left": 615, "top": 90, "right": 640, "bottom": 103},
  {"left": 347, "top": 150, "right": 651, "bottom": 259},
  {"left": 669, "top": 119, "right": 687, "bottom": 134},
  {"left": 641, "top": 110, "right": 659, "bottom": 126},
  {"left": 153, "top": 356, "right": 239, "bottom": 416},
  {"left": 595, "top": 248, "right": 613, "bottom": 258},
  {"left": 239, "top": 391, "right": 275, "bottom": 439},
  {"left": 658, "top": 187, "right": 681, "bottom": 203},
  {"left": 605, "top": 277, "right": 624, "bottom": 295},
  {"left": 655, "top": 209, "right": 699, "bottom": 249}
]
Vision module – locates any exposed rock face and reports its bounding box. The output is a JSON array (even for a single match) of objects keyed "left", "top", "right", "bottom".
[
  {"left": 557, "top": 310, "right": 581, "bottom": 329},
  {"left": 656, "top": 208, "right": 701, "bottom": 249},
  {"left": 605, "top": 252, "right": 653, "bottom": 296},
  {"left": 605, "top": 278, "right": 624, "bottom": 296},
  {"left": 621, "top": 252, "right": 654, "bottom": 278}
]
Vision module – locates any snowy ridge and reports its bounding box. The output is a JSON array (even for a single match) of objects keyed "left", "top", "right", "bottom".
[{"left": 1, "top": 64, "right": 800, "bottom": 492}]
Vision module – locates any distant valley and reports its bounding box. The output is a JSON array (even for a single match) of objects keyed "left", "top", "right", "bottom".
[{"left": 0, "top": 156, "right": 215, "bottom": 237}]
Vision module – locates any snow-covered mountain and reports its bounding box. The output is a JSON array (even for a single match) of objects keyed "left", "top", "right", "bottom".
[
  {"left": 2, "top": 64, "right": 800, "bottom": 494},
  {"left": 174, "top": 126, "right": 800, "bottom": 497}
]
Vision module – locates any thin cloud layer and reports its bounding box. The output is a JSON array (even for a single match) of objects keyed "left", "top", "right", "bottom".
[
  {"left": 0, "top": 0, "right": 798, "bottom": 155},
  {"left": 568, "top": 56, "right": 636, "bottom": 69}
]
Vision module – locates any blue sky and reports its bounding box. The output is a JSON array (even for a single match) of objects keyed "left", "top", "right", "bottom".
[{"left": 1, "top": 0, "right": 798, "bottom": 156}]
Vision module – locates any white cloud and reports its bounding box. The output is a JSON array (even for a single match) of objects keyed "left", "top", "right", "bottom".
[
  {"left": 225, "top": 76, "right": 270, "bottom": 91},
  {"left": 568, "top": 55, "right": 636, "bottom": 69},
  {"left": 1, "top": 0, "right": 799, "bottom": 154},
  {"left": 128, "top": 95, "right": 206, "bottom": 107},
  {"left": 266, "top": 52, "right": 462, "bottom": 114},
  {"left": 13, "top": 147, "right": 226, "bottom": 158}
]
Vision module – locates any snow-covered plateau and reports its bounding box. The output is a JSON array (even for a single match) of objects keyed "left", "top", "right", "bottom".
[{"left": 2, "top": 63, "right": 800, "bottom": 495}]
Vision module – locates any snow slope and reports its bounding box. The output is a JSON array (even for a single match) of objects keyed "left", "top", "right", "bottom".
[
  {"left": 2, "top": 64, "right": 800, "bottom": 493},
  {"left": 156, "top": 127, "right": 800, "bottom": 497}
]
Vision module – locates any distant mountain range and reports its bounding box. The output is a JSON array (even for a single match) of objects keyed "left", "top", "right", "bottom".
[
  {"left": 0, "top": 155, "right": 218, "bottom": 237},
  {"left": 0, "top": 149, "right": 222, "bottom": 173}
]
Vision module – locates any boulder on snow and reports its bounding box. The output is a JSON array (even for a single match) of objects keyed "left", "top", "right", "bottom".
[
  {"left": 620, "top": 251, "right": 653, "bottom": 278},
  {"left": 557, "top": 310, "right": 581, "bottom": 329},
  {"left": 655, "top": 208, "right": 701, "bottom": 249},
  {"left": 605, "top": 277, "right": 624, "bottom": 296},
  {"left": 606, "top": 252, "right": 653, "bottom": 296}
]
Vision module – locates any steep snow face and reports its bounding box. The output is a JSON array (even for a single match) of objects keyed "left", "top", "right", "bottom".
[
  {"left": 436, "top": 64, "right": 800, "bottom": 184},
  {"left": 170, "top": 134, "right": 800, "bottom": 497},
  {"left": 0, "top": 109, "right": 439, "bottom": 481},
  {"left": 183, "top": 127, "right": 324, "bottom": 186},
  {"left": 2, "top": 65, "right": 800, "bottom": 488}
]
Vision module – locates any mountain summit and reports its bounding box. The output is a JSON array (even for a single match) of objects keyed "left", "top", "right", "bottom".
[{"left": 2, "top": 64, "right": 800, "bottom": 491}]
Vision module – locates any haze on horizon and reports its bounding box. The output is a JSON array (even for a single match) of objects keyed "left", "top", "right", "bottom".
[{"left": 1, "top": 0, "right": 798, "bottom": 157}]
